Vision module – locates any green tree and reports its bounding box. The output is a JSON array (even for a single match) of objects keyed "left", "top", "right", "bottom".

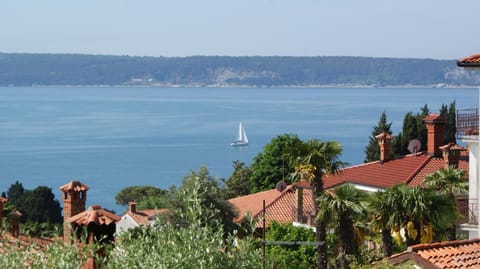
[
  {"left": 377, "top": 184, "right": 457, "bottom": 247},
  {"left": 291, "top": 139, "right": 346, "bottom": 269},
  {"left": 364, "top": 111, "right": 393, "bottom": 162},
  {"left": 21, "top": 186, "right": 63, "bottom": 224},
  {"left": 223, "top": 160, "right": 253, "bottom": 199},
  {"left": 115, "top": 186, "right": 168, "bottom": 206},
  {"left": 6, "top": 181, "right": 25, "bottom": 208},
  {"left": 440, "top": 101, "right": 457, "bottom": 144},
  {"left": 317, "top": 184, "right": 368, "bottom": 269},
  {"left": 370, "top": 190, "right": 396, "bottom": 257},
  {"left": 171, "top": 166, "right": 238, "bottom": 234},
  {"left": 265, "top": 222, "right": 316, "bottom": 269},
  {"left": 416, "top": 104, "right": 430, "bottom": 151},
  {"left": 250, "top": 134, "right": 304, "bottom": 192},
  {"left": 424, "top": 167, "right": 467, "bottom": 240}
]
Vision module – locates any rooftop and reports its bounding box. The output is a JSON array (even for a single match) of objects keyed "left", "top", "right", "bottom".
[
  {"left": 388, "top": 238, "right": 480, "bottom": 268},
  {"left": 68, "top": 205, "right": 120, "bottom": 226},
  {"left": 59, "top": 180, "right": 89, "bottom": 192},
  {"left": 457, "top": 54, "right": 480, "bottom": 67}
]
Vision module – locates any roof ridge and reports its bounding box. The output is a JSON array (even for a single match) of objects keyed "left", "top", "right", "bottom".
[
  {"left": 409, "top": 238, "right": 480, "bottom": 252},
  {"left": 405, "top": 154, "right": 433, "bottom": 185}
]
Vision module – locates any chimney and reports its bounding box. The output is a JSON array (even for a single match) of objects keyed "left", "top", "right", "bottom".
[
  {"left": 375, "top": 131, "right": 393, "bottom": 162},
  {"left": 295, "top": 186, "right": 303, "bottom": 222},
  {"left": 59, "top": 180, "right": 89, "bottom": 243},
  {"left": 129, "top": 201, "right": 137, "bottom": 214},
  {"left": 423, "top": 114, "right": 445, "bottom": 157},
  {"left": 440, "top": 143, "right": 463, "bottom": 169}
]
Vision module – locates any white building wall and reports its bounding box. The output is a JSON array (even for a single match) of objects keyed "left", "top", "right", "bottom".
[
  {"left": 462, "top": 135, "right": 480, "bottom": 239},
  {"left": 116, "top": 214, "right": 140, "bottom": 235}
]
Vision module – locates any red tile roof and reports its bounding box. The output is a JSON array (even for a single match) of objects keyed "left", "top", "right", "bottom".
[
  {"left": 388, "top": 238, "right": 480, "bottom": 268},
  {"left": 229, "top": 184, "right": 315, "bottom": 228},
  {"left": 127, "top": 208, "right": 169, "bottom": 225},
  {"left": 59, "top": 180, "right": 89, "bottom": 192},
  {"left": 458, "top": 54, "right": 480, "bottom": 67},
  {"left": 68, "top": 205, "right": 120, "bottom": 226},
  {"left": 323, "top": 151, "right": 468, "bottom": 189}
]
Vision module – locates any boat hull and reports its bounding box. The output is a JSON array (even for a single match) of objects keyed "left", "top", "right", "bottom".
[{"left": 230, "top": 141, "right": 248, "bottom": 147}]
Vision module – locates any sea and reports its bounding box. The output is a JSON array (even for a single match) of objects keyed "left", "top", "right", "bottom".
[{"left": 0, "top": 86, "right": 478, "bottom": 213}]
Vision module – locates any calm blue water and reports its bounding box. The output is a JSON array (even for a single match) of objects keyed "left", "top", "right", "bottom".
[{"left": 0, "top": 87, "right": 478, "bottom": 213}]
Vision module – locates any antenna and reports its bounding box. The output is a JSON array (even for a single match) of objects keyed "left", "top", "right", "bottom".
[{"left": 407, "top": 139, "right": 422, "bottom": 154}]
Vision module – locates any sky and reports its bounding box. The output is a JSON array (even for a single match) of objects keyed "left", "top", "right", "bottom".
[{"left": 0, "top": 0, "right": 479, "bottom": 59}]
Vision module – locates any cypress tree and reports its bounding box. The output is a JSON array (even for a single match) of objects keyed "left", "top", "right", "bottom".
[{"left": 364, "top": 111, "right": 392, "bottom": 162}]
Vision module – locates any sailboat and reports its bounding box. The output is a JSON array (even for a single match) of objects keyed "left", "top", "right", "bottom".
[{"left": 231, "top": 122, "right": 248, "bottom": 146}]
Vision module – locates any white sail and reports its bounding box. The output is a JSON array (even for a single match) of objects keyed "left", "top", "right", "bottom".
[{"left": 231, "top": 122, "right": 248, "bottom": 146}]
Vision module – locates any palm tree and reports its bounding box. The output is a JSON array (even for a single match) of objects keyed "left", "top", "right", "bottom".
[
  {"left": 424, "top": 166, "right": 467, "bottom": 240},
  {"left": 291, "top": 139, "right": 346, "bottom": 269},
  {"left": 373, "top": 184, "right": 457, "bottom": 248},
  {"left": 370, "top": 189, "right": 396, "bottom": 257},
  {"left": 317, "top": 184, "right": 368, "bottom": 269}
]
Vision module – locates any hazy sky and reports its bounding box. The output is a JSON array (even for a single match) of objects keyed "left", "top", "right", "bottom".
[{"left": 0, "top": 0, "right": 478, "bottom": 59}]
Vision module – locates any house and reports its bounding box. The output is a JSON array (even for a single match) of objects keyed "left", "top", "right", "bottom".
[
  {"left": 456, "top": 54, "right": 480, "bottom": 239},
  {"left": 229, "top": 180, "right": 315, "bottom": 228},
  {"left": 387, "top": 238, "right": 480, "bottom": 268},
  {"left": 229, "top": 114, "right": 469, "bottom": 229},
  {"left": 116, "top": 201, "right": 169, "bottom": 234}
]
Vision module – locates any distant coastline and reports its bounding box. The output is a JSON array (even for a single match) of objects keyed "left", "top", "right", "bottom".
[{"left": 1, "top": 53, "right": 479, "bottom": 87}]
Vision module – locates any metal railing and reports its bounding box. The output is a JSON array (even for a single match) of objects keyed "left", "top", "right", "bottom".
[{"left": 457, "top": 108, "right": 479, "bottom": 137}]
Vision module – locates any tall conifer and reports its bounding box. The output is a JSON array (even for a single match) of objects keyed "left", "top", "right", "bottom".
[{"left": 364, "top": 111, "right": 392, "bottom": 162}]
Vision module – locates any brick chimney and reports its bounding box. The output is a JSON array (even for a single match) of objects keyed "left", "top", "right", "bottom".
[
  {"left": 423, "top": 114, "right": 445, "bottom": 157},
  {"left": 129, "top": 201, "right": 137, "bottom": 214},
  {"left": 59, "top": 180, "right": 89, "bottom": 243},
  {"left": 375, "top": 131, "right": 393, "bottom": 162},
  {"left": 0, "top": 197, "right": 7, "bottom": 231},
  {"left": 440, "top": 143, "right": 464, "bottom": 169}
]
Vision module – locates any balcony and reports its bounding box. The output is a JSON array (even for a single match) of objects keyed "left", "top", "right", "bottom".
[
  {"left": 456, "top": 108, "right": 479, "bottom": 138},
  {"left": 458, "top": 199, "right": 479, "bottom": 226}
]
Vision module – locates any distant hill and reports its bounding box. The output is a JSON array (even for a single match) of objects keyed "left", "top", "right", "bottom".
[{"left": 0, "top": 53, "right": 478, "bottom": 87}]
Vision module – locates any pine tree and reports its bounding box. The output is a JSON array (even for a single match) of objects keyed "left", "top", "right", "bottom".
[{"left": 364, "top": 111, "right": 392, "bottom": 162}]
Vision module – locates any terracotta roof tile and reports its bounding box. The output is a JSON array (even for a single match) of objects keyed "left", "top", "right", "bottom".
[
  {"left": 228, "top": 188, "right": 285, "bottom": 222},
  {"left": 423, "top": 113, "right": 445, "bottom": 123},
  {"left": 390, "top": 238, "right": 480, "bottom": 268},
  {"left": 59, "top": 180, "right": 89, "bottom": 192},
  {"left": 68, "top": 205, "right": 120, "bottom": 226},
  {"left": 458, "top": 54, "right": 480, "bottom": 66},
  {"left": 408, "top": 151, "right": 468, "bottom": 186},
  {"left": 127, "top": 208, "right": 169, "bottom": 225}
]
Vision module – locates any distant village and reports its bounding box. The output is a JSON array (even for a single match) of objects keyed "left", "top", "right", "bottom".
[{"left": 0, "top": 54, "right": 479, "bottom": 268}]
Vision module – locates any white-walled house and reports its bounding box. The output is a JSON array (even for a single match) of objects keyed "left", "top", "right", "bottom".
[
  {"left": 116, "top": 202, "right": 168, "bottom": 234},
  {"left": 457, "top": 54, "right": 480, "bottom": 239}
]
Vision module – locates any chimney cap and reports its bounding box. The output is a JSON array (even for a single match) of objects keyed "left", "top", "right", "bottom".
[
  {"left": 60, "top": 180, "right": 89, "bottom": 192},
  {"left": 0, "top": 197, "right": 7, "bottom": 204},
  {"left": 423, "top": 114, "right": 445, "bottom": 124},
  {"left": 375, "top": 131, "right": 393, "bottom": 140}
]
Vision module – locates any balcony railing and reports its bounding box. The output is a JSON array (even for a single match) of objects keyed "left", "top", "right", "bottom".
[
  {"left": 457, "top": 108, "right": 479, "bottom": 137},
  {"left": 459, "top": 200, "right": 479, "bottom": 225}
]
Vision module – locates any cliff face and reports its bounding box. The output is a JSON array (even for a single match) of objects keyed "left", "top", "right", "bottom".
[{"left": 0, "top": 53, "right": 478, "bottom": 86}]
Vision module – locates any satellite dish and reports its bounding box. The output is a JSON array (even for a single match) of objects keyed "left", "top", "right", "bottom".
[
  {"left": 408, "top": 139, "right": 422, "bottom": 154},
  {"left": 275, "top": 180, "right": 287, "bottom": 192}
]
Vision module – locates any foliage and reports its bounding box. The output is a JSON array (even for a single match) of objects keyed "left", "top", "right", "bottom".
[
  {"left": 5, "top": 182, "right": 62, "bottom": 224},
  {"left": 373, "top": 184, "right": 457, "bottom": 248},
  {"left": 265, "top": 222, "right": 316, "bottom": 269},
  {"left": 223, "top": 160, "right": 253, "bottom": 199},
  {"left": 440, "top": 101, "right": 457, "bottom": 144},
  {"left": 115, "top": 185, "right": 169, "bottom": 206},
  {"left": 290, "top": 139, "right": 345, "bottom": 269},
  {"left": 0, "top": 172, "right": 262, "bottom": 268},
  {"left": 250, "top": 134, "right": 304, "bottom": 192},
  {"left": 170, "top": 166, "right": 238, "bottom": 234},
  {"left": 317, "top": 184, "right": 369, "bottom": 268}
]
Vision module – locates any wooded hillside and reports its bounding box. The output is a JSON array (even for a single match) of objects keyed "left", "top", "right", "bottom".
[{"left": 0, "top": 53, "right": 478, "bottom": 86}]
